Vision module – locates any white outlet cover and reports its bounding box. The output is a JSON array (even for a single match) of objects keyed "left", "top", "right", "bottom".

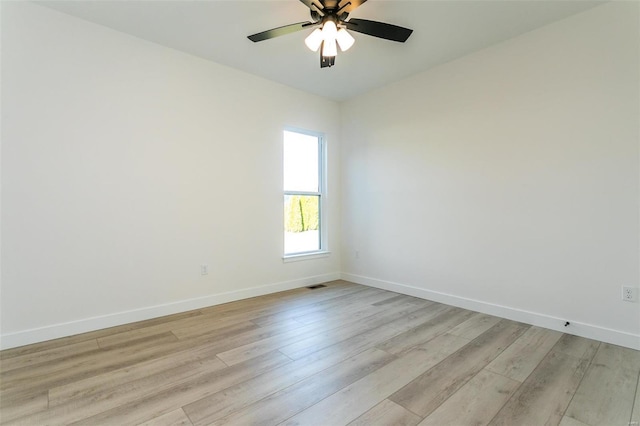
[{"left": 622, "top": 286, "right": 638, "bottom": 302}]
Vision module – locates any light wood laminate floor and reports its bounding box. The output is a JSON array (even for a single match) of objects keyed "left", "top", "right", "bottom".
[{"left": 1, "top": 281, "right": 638, "bottom": 425}]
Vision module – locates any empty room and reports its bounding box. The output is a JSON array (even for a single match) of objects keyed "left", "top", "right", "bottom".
[{"left": 1, "top": 0, "right": 639, "bottom": 425}]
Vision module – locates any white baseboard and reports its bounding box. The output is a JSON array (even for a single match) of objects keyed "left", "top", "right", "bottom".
[
  {"left": 5, "top": 271, "right": 637, "bottom": 351},
  {"left": 0, "top": 272, "right": 341, "bottom": 350},
  {"left": 341, "top": 273, "right": 640, "bottom": 351}
]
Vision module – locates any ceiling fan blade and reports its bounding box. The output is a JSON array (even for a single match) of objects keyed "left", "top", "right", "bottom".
[
  {"left": 338, "top": 0, "right": 367, "bottom": 14},
  {"left": 300, "top": 0, "right": 328, "bottom": 11},
  {"left": 345, "top": 18, "right": 413, "bottom": 42},
  {"left": 299, "top": 0, "right": 324, "bottom": 11},
  {"left": 248, "top": 22, "right": 314, "bottom": 42}
]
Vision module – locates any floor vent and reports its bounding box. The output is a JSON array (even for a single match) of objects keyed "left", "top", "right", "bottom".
[{"left": 307, "top": 284, "right": 327, "bottom": 290}]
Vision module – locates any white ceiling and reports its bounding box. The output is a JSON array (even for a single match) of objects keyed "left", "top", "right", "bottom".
[{"left": 38, "top": 0, "right": 603, "bottom": 101}]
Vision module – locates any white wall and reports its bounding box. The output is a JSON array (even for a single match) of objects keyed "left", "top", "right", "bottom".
[
  {"left": 341, "top": 2, "right": 640, "bottom": 349},
  {"left": 2, "top": 2, "right": 638, "bottom": 351},
  {"left": 1, "top": 2, "right": 341, "bottom": 349}
]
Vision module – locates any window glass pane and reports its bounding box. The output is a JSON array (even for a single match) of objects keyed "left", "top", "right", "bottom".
[
  {"left": 284, "top": 195, "right": 320, "bottom": 254},
  {"left": 283, "top": 130, "right": 319, "bottom": 192}
]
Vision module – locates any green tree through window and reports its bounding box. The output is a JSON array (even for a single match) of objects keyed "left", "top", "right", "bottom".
[{"left": 285, "top": 195, "right": 319, "bottom": 233}]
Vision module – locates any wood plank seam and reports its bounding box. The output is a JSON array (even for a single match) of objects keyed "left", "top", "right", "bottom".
[
  {"left": 556, "top": 341, "right": 600, "bottom": 423},
  {"left": 215, "top": 355, "right": 230, "bottom": 367},
  {"left": 631, "top": 370, "right": 640, "bottom": 425}
]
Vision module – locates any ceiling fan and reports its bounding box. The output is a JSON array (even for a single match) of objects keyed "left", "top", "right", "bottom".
[{"left": 247, "top": 0, "right": 413, "bottom": 68}]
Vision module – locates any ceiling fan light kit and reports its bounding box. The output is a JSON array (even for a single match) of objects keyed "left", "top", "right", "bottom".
[
  {"left": 336, "top": 28, "right": 355, "bottom": 51},
  {"left": 304, "top": 28, "right": 324, "bottom": 51},
  {"left": 322, "top": 38, "right": 338, "bottom": 57},
  {"left": 248, "top": 0, "right": 413, "bottom": 68}
]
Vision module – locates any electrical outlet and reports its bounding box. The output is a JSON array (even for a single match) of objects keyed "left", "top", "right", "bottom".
[
  {"left": 201, "top": 265, "right": 209, "bottom": 276},
  {"left": 622, "top": 286, "right": 638, "bottom": 302}
]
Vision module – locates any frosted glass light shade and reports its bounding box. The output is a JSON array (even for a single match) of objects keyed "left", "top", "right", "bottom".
[
  {"left": 322, "top": 39, "right": 337, "bottom": 57},
  {"left": 336, "top": 28, "right": 355, "bottom": 51},
  {"left": 306, "top": 20, "right": 352, "bottom": 57},
  {"left": 322, "top": 20, "right": 337, "bottom": 38},
  {"left": 305, "top": 28, "right": 323, "bottom": 52}
]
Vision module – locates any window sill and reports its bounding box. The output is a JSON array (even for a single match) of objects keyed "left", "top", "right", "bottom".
[{"left": 283, "top": 251, "right": 331, "bottom": 263}]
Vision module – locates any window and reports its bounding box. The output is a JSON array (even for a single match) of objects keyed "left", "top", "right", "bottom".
[{"left": 283, "top": 129, "right": 325, "bottom": 256}]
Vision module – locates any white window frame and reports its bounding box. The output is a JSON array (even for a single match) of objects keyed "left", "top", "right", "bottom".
[{"left": 283, "top": 127, "right": 329, "bottom": 261}]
